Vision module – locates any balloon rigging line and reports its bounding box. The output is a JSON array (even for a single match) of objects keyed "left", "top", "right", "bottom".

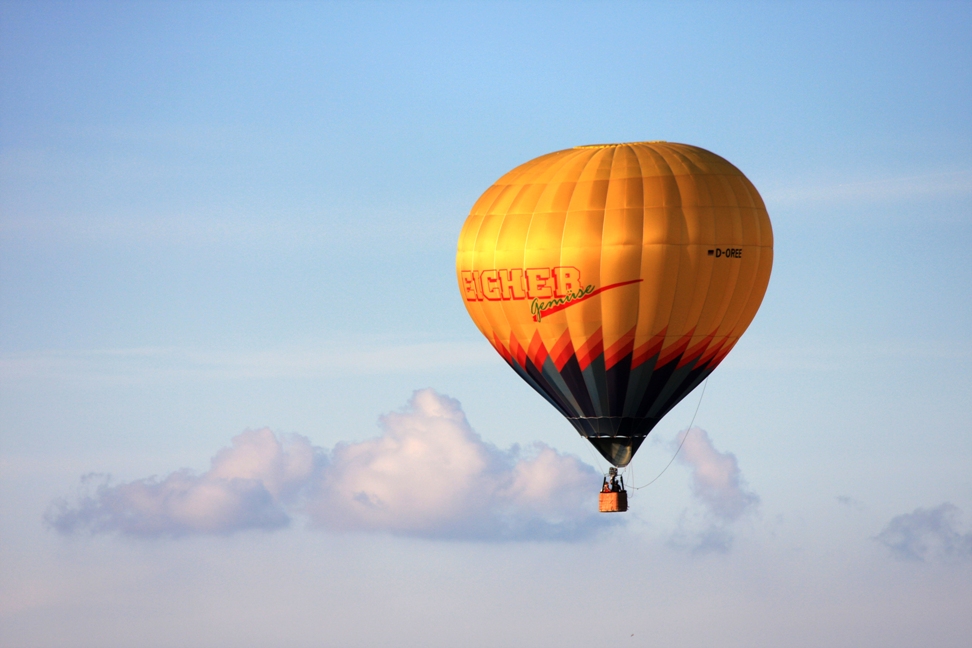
[
  {"left": 630, "top": 377, "right": 708, "bottom": 490},
  {"left": 583, "top": 438, "right": 607, "bottom": 475}
]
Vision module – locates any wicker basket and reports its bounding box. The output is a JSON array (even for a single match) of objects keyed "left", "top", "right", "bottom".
[{"left": 599, "top": 491, "right": 628, "bottom": 513}]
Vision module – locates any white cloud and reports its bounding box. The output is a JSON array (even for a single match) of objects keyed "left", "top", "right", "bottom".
[
  {"left": 669, "top": 427, "right": 759, "bottom": 554},
  {"left": 676, "top": 427, "right": 759, "bottom": 522},
  {"left": 875, "top": 503, "right": 972, "bottom": 562},
  {"left": 45, "top": 429, "right": 320, "bottom": 537},
  {"left": 47, "top": 390, "right": 610, "bottom": 541},
  {"left": 307, "top": 389, "right": 606, "bottom": 540}
]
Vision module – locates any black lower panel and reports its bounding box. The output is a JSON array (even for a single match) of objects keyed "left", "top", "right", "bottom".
[
  {"left": 502, "top": 336, "right": 717, "bottom": 468},
  {"left": 585, "top": 436, "right": 647, "bottom": 467},
  {"left": 634, "top": 358, "right": 679, "bottom": 418},
  {"left": 605, "top": 354, "right": 632, "bottom": 415},
  {"left": 557, "top": 355, "right": 596, "bottom": 417},
  {"left": 566, "top": 417, "right": 660, "bottom": 466}
]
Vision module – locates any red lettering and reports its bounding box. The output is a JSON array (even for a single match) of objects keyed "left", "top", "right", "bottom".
[
  {"left": 480, "top": 270, "right": 502, "bottom": 300},
  {"left": 472, "top": 271, "right": 485, "bottom": 300},
  {"left": 460, "top": 271, "right": 479, "bottom": 301},
  {"left": 553, "top": 266, "right": 581, "bottom": 297},
  {"left": 498, "top": 269, "right": 526, "bottom": 300},
  {"left": 526, "top": 268, "right": 553, "bottom": 299}
]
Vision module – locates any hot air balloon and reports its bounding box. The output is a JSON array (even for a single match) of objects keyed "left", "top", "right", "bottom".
[{"left": 456, "top": 142, "right": 772, "bottom": 505}]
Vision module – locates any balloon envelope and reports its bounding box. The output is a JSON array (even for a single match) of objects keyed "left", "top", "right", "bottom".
[{"left": 456, "top": 142, "right": 773, "bottom": 466}]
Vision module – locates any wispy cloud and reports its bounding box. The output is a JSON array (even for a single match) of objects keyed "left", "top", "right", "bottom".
[
  {"left": 762, "top": 169, "right": 972, "bottom": 206},
  {"left": 2, "top": 341, "right": 496, "bottom": 382},
  {"left": 0, "top": 143, "right": 459, "bottom": 250},
  {"left": 723, "top": 339, "right": 972, "bottom": 373},
  {"left": 836, "top": 495, "right": 866, "bottom": 511},
  {"left": 875, "top": 503, "right": 972, "bottom": 562},
  {"left": 669, "top": 427, "right": 759, "bottom": 554},
  {"left": 47, "top": 389, "right": 611, "bottom": 541},
  {"left": 677, "top": 427, "right": 759, "bottom": 522}
]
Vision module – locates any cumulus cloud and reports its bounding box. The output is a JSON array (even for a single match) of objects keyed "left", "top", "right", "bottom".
[
  {"left": 307, "top": 389, "right": 604, "bottom": 540},
  {"left": 676, "top": 427, "right": 759, "bottom": 522},
  {"left": 669, "top": 427, "right": 759, "bottom": 553},
  {"left": 47, "top": 389, "right": 610, "bottom": 541},
  {"left": 875, "top": 503, "right": 972, "bottom": 562},
  {"left": 45, "top": 429, "right": 321, "bottom": 537}
]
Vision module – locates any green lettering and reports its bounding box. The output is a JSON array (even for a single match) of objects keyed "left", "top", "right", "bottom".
[{"left": 530, "top": 283, "right": 596, "bottom": 322}]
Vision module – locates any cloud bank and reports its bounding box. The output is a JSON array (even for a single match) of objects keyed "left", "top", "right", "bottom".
[
  {"left": 670, "top": 427, "right": 759, "bottom": 553},
  {"left": 46, "top": 429, "right": 321, "bottom": 537},
  {"left": 875, "top": 503, "right": 972, "bottom": 562},
  {"left": 47, "top": 389, "right": 610, "bottom": 541}
]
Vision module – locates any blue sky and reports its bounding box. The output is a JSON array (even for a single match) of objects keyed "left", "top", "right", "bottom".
[{"left": 1, "top": 1, "right": 970, "bottom": 646}]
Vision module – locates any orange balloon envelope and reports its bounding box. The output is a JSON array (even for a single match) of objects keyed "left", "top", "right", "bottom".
[{"left": 456, "top": 142, "right": 773, "bottom": 466}]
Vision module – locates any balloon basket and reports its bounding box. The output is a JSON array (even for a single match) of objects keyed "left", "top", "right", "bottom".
[{"left": 599, "top": 490, "right": 628, "bottom": 513}]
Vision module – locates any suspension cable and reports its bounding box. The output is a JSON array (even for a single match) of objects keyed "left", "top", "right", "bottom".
[
  {"left": 630, "top": 377, "right": 708, "bottom": 490},
  {"left": 582, "top": 437, "right": 607, "bottom": 475}
]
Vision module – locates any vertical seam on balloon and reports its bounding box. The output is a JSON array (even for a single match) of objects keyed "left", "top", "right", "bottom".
[
  {"left": 733, "top": 255, "right": 771, "bottom": 337},
  {"left": 537, "top": 147, "right": 588, "bottom": 366},
  {"left": 559, "top": 146, "right": 610, "bottom": 416},
  {"left": 551, "top": 328, "right": 574, "bottom": 371},
  {"left": 499, "top": 149, "right": 581, "bottom": 361},
  {"left": 491, "top": 180, "right": 525, "bottom": 361},
  {"left": 716, "top": 173, "right": 748, "bottom": 345},
  {"left": 662, "top": 144, "right": 718, "bottom": 356},
  {"left": 629, "top": 144, "right": 669, "bottom": 369},
  {"left": 660, "top": 144, "right": 720, "bottom": 373},
  {"left": 695, "top": 165, "right": 720, "bottom": 358},
  {"left": 597, "top": 146, "right": 618, "bottom": 347},
  {"left": 468, "top": 172, "right": 533, "bottom": 351},
  {"left": 615, "top": 143, "right": 646, "bottom": 415},
  {"left": 521, "top": 147, "right": 587, "bottom": 275},
  {"left": 479, "top": 181, "right": 534, "bottom": 354},
  {"left": 676, "top": 331, "right": 715, "bottom": 370},
  {"left": 718, "top": 177, "right": 768, "bottom": 341},
  {"left": 632, "top": 328, "right": 666, "bottom": 369},
  {"left": 464, "top": 192, "right": 496, "bottom": 350},
  {"left": 557, "top": 147, "right": 600, "bottom": 402},
  {"left": 653, "top": 143, "right": 687, "bottom": 367},
  {"left": 696, "top": 336, "right": 728, "bottom": 369},
  {"left": 692, "top": 171, "right": 736, "bottom": 362},
  {"left": 490, "top": 191, "right": 514, "bottom": 359},
  {"left": 673, "top": 145, "right": 717, "bottom": 369},
  {"left": 595, "top": 146, "right": 617, "bottom": 337},
  {"left": 604, "top": 326, "right": 637, "bottom": 370},
  {"left": 592, "top": 146, "right": 617, "bottom": 412}
]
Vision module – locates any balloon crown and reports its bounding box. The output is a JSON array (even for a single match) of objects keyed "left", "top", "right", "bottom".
[{"left": 573, "top": 141, "right": 668, "bottom": 148}]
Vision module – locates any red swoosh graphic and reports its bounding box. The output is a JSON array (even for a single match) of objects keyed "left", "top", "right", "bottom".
[{"left": 533, "top": 279, "right": 643, "bottom": 321}]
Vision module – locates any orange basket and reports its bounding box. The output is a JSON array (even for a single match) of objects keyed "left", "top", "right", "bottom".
[{"left": 599, "top": 491, "right": 628, "bottom": 513}]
